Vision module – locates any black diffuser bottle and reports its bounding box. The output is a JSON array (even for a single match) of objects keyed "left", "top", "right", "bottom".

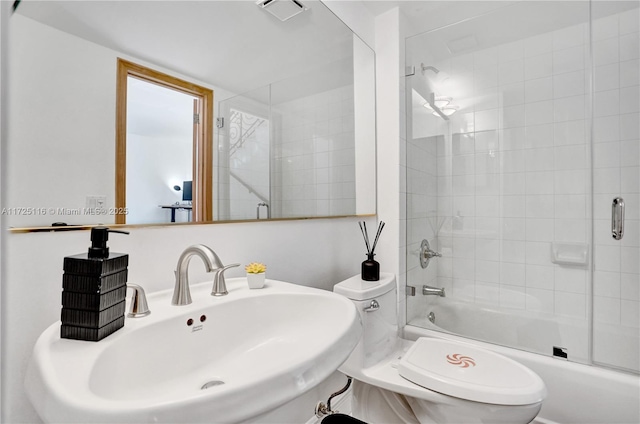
[
  {"left": 359, "top": 221, "right": 385, "bottom": 282},
  {"left": 361, "top": 253, "right": 380, "bottom": 281}
]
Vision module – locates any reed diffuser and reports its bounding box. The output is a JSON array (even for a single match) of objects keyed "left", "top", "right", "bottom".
[{"left": 359, "top": 221, "right": 385, "bottom": 281}]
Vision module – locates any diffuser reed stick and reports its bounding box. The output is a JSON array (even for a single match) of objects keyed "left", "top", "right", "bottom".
[
  {"left": 359, "top": 221, "right": 385, "bottom": 255},
  {"left": 359, "top": 221, "right": 371, "bottom": 254},
  {"left": 371, "top": 221, "right": 385, "bottom": 254}
]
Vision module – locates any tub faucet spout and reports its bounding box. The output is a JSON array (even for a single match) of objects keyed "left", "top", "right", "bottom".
[
  {"left": 172, "top": 244, "right": 224, "bottom": 305},
  {"left": 423, "top": 285, "right": 445, "bottom": 297}
]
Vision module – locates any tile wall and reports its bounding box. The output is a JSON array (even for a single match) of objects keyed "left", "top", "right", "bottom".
[
  {"left": 216, "top": 84, "right": 356, "bottom": 220},
  {"left": 272, "top": 85, "right": 356, "bottom": 218}
]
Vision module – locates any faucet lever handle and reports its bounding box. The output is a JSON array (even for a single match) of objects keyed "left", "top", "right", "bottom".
[
  {"left": 127, "top": 284, "right": 151, "bottom": 318},
  {"left": 211, "top": 263, "right": 240, "bottom": 297}
]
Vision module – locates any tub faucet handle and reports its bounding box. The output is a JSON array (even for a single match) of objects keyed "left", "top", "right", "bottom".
[{"left": 420, "top": 239, "right": 441, "bottom": 269}]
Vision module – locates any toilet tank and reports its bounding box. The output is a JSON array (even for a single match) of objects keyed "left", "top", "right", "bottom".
[{"left": 334, "top": 273, "right": 398, "bottom": 374}]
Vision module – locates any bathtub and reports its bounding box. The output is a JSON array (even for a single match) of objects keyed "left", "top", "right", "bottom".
[
  {"left": 404, "top": 303, "right": 640, "bottom": 424},
  {"left": 410, "top": 296, "right": 594, "bottom": 363}
]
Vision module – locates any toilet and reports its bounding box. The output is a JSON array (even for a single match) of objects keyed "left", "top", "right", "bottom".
[{"left": 334, "top": 273, "right": 547, "bottom": 424}]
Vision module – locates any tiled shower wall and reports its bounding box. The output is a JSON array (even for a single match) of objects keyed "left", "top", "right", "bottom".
[
  {"left": 272, "top": 85, "right": 356, "bottom": 218},
  {"left": 406, "top": 7, "right": 639, "bottom": 372},
  {"left": 217, "top": 84, "right": 356, "bottom": 220}
]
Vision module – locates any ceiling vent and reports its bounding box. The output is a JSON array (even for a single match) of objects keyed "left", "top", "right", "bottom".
[
  {"left": 256, "top": 0, "right": 308, "bottom": 22},
  {"left": 446, "top": 35, "right": 478, "bottom": 55}
]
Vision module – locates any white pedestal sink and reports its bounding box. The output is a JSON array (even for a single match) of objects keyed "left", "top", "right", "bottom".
[{"left": 25, "top": 278, "right": 362, "bottom": 423}]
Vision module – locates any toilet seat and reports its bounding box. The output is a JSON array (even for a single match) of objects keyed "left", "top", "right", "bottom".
[{"left": 398, "top": 338, "right": 546, "bottom": 406}]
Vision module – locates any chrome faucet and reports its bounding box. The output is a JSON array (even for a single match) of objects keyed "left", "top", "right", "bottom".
[
  {"left": 423, "top": 285, "right": 446, "bottom": 297},
  {"left": 172, "top": 244, "right": 224, "bottom": 305}
]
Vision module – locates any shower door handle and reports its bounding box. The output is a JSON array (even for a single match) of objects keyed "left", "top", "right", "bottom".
[{"left": 612, "top": 197, "right": 625, "bottom": 240}]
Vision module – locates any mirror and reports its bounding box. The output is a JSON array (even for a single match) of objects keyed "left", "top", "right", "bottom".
[{"left": 7, "top": 0, "right": 376, "bottom": 228}]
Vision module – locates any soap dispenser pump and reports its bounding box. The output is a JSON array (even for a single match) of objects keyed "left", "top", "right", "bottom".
[
  {"left": 88, "top": 226, "right": 129, "bottom": 258},
  {"left": 61, "top": 227, "right": 130, "bottom": 341}
]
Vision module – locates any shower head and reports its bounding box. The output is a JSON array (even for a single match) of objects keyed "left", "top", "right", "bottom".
[{"left": 421, "top": 64, "right": 440, "bottom": 75}]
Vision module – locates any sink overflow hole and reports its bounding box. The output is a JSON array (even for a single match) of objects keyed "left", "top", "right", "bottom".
[{"left": 201, "top": 380, "right": 225, "bottom": 390}]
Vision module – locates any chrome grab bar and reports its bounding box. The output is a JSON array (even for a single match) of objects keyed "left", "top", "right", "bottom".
[{"left": 612, "top": 197, "right": 625, "bottom": 240}]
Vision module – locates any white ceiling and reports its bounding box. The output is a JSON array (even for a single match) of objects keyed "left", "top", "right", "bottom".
[
  {"left": 363, "top": 1, "right": 519, "bottom": 37},
  {"left": 15, "top": 0, "right": 638, "bottom": 103},
  {"left": 15, "top": 0, "right": 358, "bottom": 95}
]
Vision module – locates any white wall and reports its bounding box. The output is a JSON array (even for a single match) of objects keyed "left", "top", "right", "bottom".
[
  {"left": 0, "top": 0, "right": 11, "bottom": 414},
  {"left": 374, "top": 7, "right": 414, "bottom": 326},
  {"left": 322, "top": 0, "right": 375, "bottom": 50},
  {"left": 7, "top": 14, "right": 116, "bottom": 227},
  {"left": 127, "top": 134, "right": 192, "bottom": 224},
  {"left": 6, "top": 14, "right": 233, "bottom": 228},
  {"left": 354, "top": 35, "right": 377, "bottom": 215}
]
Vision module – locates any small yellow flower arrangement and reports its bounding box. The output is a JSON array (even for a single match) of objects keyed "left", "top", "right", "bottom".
[
  {"left": 246, "top": 262, "right": 266, "bottom": 289},
  {"left": 245, "top": 262, "right": 266, "bottom": 274}
]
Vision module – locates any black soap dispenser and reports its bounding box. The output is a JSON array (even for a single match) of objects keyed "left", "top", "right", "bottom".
[{"left": 60, "top": 227, "right": 130, "bottom": 341}]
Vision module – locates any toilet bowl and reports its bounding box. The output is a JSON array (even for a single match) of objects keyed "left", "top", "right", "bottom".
[{"left": 334, "top": 274, "right": 546, "bottom": 424}]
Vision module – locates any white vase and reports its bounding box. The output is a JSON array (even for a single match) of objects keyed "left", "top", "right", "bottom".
[{"left": 247, "top": 272, "right": 266, "bottom": 289}]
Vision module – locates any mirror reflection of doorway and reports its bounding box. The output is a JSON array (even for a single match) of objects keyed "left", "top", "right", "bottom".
[
  {"left": 115, "top": 59, "right": 213, "bottom": 224},
  {"left": 127, "top": 78, "right": 196, "bottom": 223}
]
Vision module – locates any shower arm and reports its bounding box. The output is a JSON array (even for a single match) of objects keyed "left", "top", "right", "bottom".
[{"left": 419, "top": 64, "right": 450, "bottom": 121}]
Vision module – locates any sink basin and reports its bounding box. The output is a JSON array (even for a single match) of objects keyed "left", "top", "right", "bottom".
[{"left": 25, "top": 278, "right": 362, "bottom": 423}]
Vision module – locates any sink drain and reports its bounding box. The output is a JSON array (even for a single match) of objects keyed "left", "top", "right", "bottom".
[{"left": 201, "top": 380, "right": 225, "bottom": 390}]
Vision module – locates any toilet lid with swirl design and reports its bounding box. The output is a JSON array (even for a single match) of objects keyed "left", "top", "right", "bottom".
[{"left": 398, "top": 338, "right": 546, "bottom": 405}]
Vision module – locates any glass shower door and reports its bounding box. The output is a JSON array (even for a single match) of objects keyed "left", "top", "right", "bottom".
[
  {"left": 591, "top": 2, "right": 639, "bottom": 373},
  {"left": 405, "top": 1, "right": 639, "bottom": 373},
  {"left": 216, "top": 86, "right": 271, "bottom": 221}
]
